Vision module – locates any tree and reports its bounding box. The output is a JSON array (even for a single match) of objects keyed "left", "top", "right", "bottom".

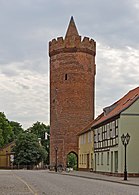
[
  {"left": 27, "top": 121, "right": 49, "bottom": 139},
  {"left": 67, "top": 153, "right": 77, "bottom": 170},
  {"left": 13, "top": 132, "right": 47, "bottom": 167},
  {"left": 0, "top": 129, "right": 4, "bottom": 147},
  {"left": 9, "top": 121, "right": 24, "bottom": 140},
  {"left": 27, "top": 122, "right": 50, "bottom": 164},
  {"left": 0, "top": 112, "right": 13, "bottom": 146}
]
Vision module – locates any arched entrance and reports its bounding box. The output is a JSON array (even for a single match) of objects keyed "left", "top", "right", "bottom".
[{"left": 67, "top": 152, "right": 78, "bottom": 170}]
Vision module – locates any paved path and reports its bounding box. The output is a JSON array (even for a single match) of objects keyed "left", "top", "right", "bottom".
[
  {"left": 60, "top": 170, "right": 139, "bottom": 186},
  {"left": 0, "top": 170, "right": 34, "bottom": 194},
  {"left": 0, "top": 170, "right": 139, "bottom": 194}
]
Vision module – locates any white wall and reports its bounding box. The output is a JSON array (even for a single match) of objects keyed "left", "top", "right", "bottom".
[
  {"left": 119, "top": 99, "right": 139, "bottom": 174},
  {"left": 94, "top": 99, "right": 139, "bottom": 174}
]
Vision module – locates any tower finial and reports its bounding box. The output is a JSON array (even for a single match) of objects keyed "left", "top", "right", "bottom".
[
  {"left": 71, "top": 16, "right": 74, "bottom": 20},
  {"left": 65, "top": 16, "right": 79, "bottom": 39}
]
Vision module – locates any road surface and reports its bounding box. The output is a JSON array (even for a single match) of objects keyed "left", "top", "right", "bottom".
[{"left": 0, "top": 170, "right": 139, "bottom": 195}]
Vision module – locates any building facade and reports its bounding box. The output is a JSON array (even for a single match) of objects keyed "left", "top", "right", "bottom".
[
  {"left": 49, "top": 17, "right": 96, "bottom": 167},
  {"left": 93, "top": 118, "right": 119, "bottom": 174},
  {"left": 78, "top": 123, "right": 94, "bottom": 171},
  {"left": 93, "top": 87, "right": 139, "bottom": 176},
  {"left": 0, "top": 142, "right": 15, "bottom": 168}
]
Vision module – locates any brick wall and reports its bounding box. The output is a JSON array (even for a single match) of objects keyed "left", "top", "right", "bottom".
[{"left": 49, "top": 18, "right": 96, "bottom": 167}]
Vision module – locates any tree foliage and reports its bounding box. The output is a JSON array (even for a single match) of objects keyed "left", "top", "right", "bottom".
[
  {"left": 0, "top": 129, "right": 4, "bottom": 147},
  {"left": 27, "top": 121, "right": 50, "bottom": 164},
  {"left": 0, "top": 112, "right": 24, "bottom": 147},
  {"left": 27, "top": 121, "right": 50, "bottom": 139},
  {"left": 13, "top": 132, "right": 47, "bottom": 166},
  {"left": 0, "top": 114, "right": 50, "bottom": 167},
  {"left": 0, "top": 112, "right": 13, "bottom": 147},
  {"left": 9, "top": 121, "right": 24, "bottom": 139}
]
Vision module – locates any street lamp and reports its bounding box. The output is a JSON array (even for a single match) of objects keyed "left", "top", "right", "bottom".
[
  {"left": 55, "top": 146, "right": 58, "bottom": 172},
  {"left": 121, "top": 133, "right": 130, "bottom": 180}
]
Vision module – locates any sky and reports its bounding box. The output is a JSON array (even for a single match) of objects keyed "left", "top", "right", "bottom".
[{"left": 0, "top": 0, "right": 139, "bottom": 129}]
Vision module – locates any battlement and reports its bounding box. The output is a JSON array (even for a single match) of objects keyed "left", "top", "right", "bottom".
[{"left": 49, "top": 35, "right": 96, "bottom": 57}]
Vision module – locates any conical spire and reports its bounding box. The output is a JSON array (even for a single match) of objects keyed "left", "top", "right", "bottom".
[{"left": 65, "top": 16, "right": 79, "bottom": 39}]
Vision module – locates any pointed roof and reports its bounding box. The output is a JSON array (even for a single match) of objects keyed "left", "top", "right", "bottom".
[
  {"left": 93, "top": 86, "right": 139, "bottom": 127},
  {"left": 65, "top": 16, "right": 79, "bottom": 38}
]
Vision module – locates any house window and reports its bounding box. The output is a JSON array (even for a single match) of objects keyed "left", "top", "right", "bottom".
[
  {"left": 83, "top": 134, "right": 86, "bottom": 144},
  {"left": 91, "top": 153, "right": 93, "bottom": 164},
  {"left": 102, "top": 126, "right": 105, "bottom": 140},
  {"left": 81, "top": 134, "right": 86, "bottom": 144},
  {"left": 101, "top": 153, "right": 103, "bottom": 165},
  {"left": 113, "top": 138, "right": 116, "bottom": 145},
  {"left": 115, "top": 119, "right": 118, "bottom": 137},
  {"left": 107, "top": 123, "right": 110, "bottom": 139},
  {"left": 116, "top": 136, "right": 119, "bottom": 145},
  {"left": 112, "top": 121, "right": 115, "bottom": 138},
  {"left": 82, "top": 154, "right": 83, "bottom": 164},
  {"left": 116, "top": 127, "right": 118, "bottom": 137},
  {"left": 109, "top": 122, "right": 112, "bottom": 134},
  {"left": 80, "top": 154, "right": 81, "bottom": 164},
  {"left": 114, "top": 151, "right": 118, "bottom": 172},
  {"left": 88, "top": 131, "right": 92, "bottom": 143},
  {"left": 98, "top": 127, "right": 102, "bottom": 141},
  {"left": 94, "top": 129, "right": 98, "bottom": 142},
  {"left": 97, "top": 153, "right": 99, "bottom": 165},
  {"left": 83, "top": 154, "right": 86, "bottom": 164},
  {"left": 100, "top": 127, "right": 102, "bottom": 141}
]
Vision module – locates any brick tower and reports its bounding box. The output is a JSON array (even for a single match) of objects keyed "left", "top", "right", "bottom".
[{"left": 49, "top": 17, "right": 96, "bottom": 167}]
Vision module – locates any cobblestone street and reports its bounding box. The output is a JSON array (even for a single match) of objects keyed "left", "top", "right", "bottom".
[
  {"left": 0, "top": 170, "right": 139, "bottom": 195},
  {"left": 0, "top": 170, "right": 33, "bottom": 194}
]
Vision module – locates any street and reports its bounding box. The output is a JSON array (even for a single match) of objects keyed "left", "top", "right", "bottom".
[{"left": 0, "top": 170, "right": 139, "bottom": 195}]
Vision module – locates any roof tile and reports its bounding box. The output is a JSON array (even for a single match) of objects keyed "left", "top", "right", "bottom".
[{"left": 93, "top": 86, "right": 139, "bottom": 126}]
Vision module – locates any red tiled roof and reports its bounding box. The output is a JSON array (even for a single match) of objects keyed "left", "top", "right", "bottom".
[{"left": 93, "top": 86, "right": 139, "bottom": 127}]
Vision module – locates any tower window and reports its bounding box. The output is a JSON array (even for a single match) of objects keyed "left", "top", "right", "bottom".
[{"left": 65, "top": 74, "right": 68, "bottom": 80}]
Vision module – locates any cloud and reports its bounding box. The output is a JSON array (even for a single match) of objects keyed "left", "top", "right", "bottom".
[
  {"left": 95, "top": 43, "right": 139, "bottom": 116},
  {"left": 0, "top": 65, "right": 49, "bottom": 129},
  {"left": 0, "top": 0, "right": 139, "bottom": 128}
]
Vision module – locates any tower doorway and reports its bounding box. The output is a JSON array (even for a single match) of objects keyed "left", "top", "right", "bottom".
[{"left": 67, "top": 152, "right": 78, "bottom": 170}]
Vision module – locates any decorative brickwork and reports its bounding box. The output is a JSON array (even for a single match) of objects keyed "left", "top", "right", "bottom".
[{"left": 49, "top": 17, "right": 96, "bottom": 167}]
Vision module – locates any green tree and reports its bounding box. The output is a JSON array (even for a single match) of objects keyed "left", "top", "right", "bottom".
[
  {"left": 27, "top": 122, "right": 50, "bottom": 164},
  {"left": 13, "top": 132, "right": 47, "bottom": 167},
  {"left": 9, "top": 121, "right": 24, "bottom": 140},
  {"left": 0, "top": 112, "right": 13, "bottom": 146},
  {"left": 67, "top": 153, "right": 77, "bottom": 169},
  {"left": 0, "top": 129, "right": 4, "bottom": 147}
]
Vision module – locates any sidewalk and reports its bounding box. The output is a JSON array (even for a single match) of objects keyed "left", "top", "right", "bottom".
[{"left": 59, "top": 170, "right": 139, "bottom": 187}]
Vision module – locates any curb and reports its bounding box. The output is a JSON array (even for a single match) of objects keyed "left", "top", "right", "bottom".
[{"left": 49, "top": 171, "right": 139, "bottom": 187}]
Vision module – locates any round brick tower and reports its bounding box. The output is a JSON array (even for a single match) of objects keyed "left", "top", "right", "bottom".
[{"left": 49, "top": 17, "right": 96, "bottom": 167}]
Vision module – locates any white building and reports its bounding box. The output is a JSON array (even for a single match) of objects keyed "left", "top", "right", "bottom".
[{"left": 92, "top": 87, "right": 139, "bottom": 176}]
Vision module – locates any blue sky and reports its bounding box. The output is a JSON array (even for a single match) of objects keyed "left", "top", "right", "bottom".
[{"left": 0, "top": 0, "right": 139, "bottom": 129}]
